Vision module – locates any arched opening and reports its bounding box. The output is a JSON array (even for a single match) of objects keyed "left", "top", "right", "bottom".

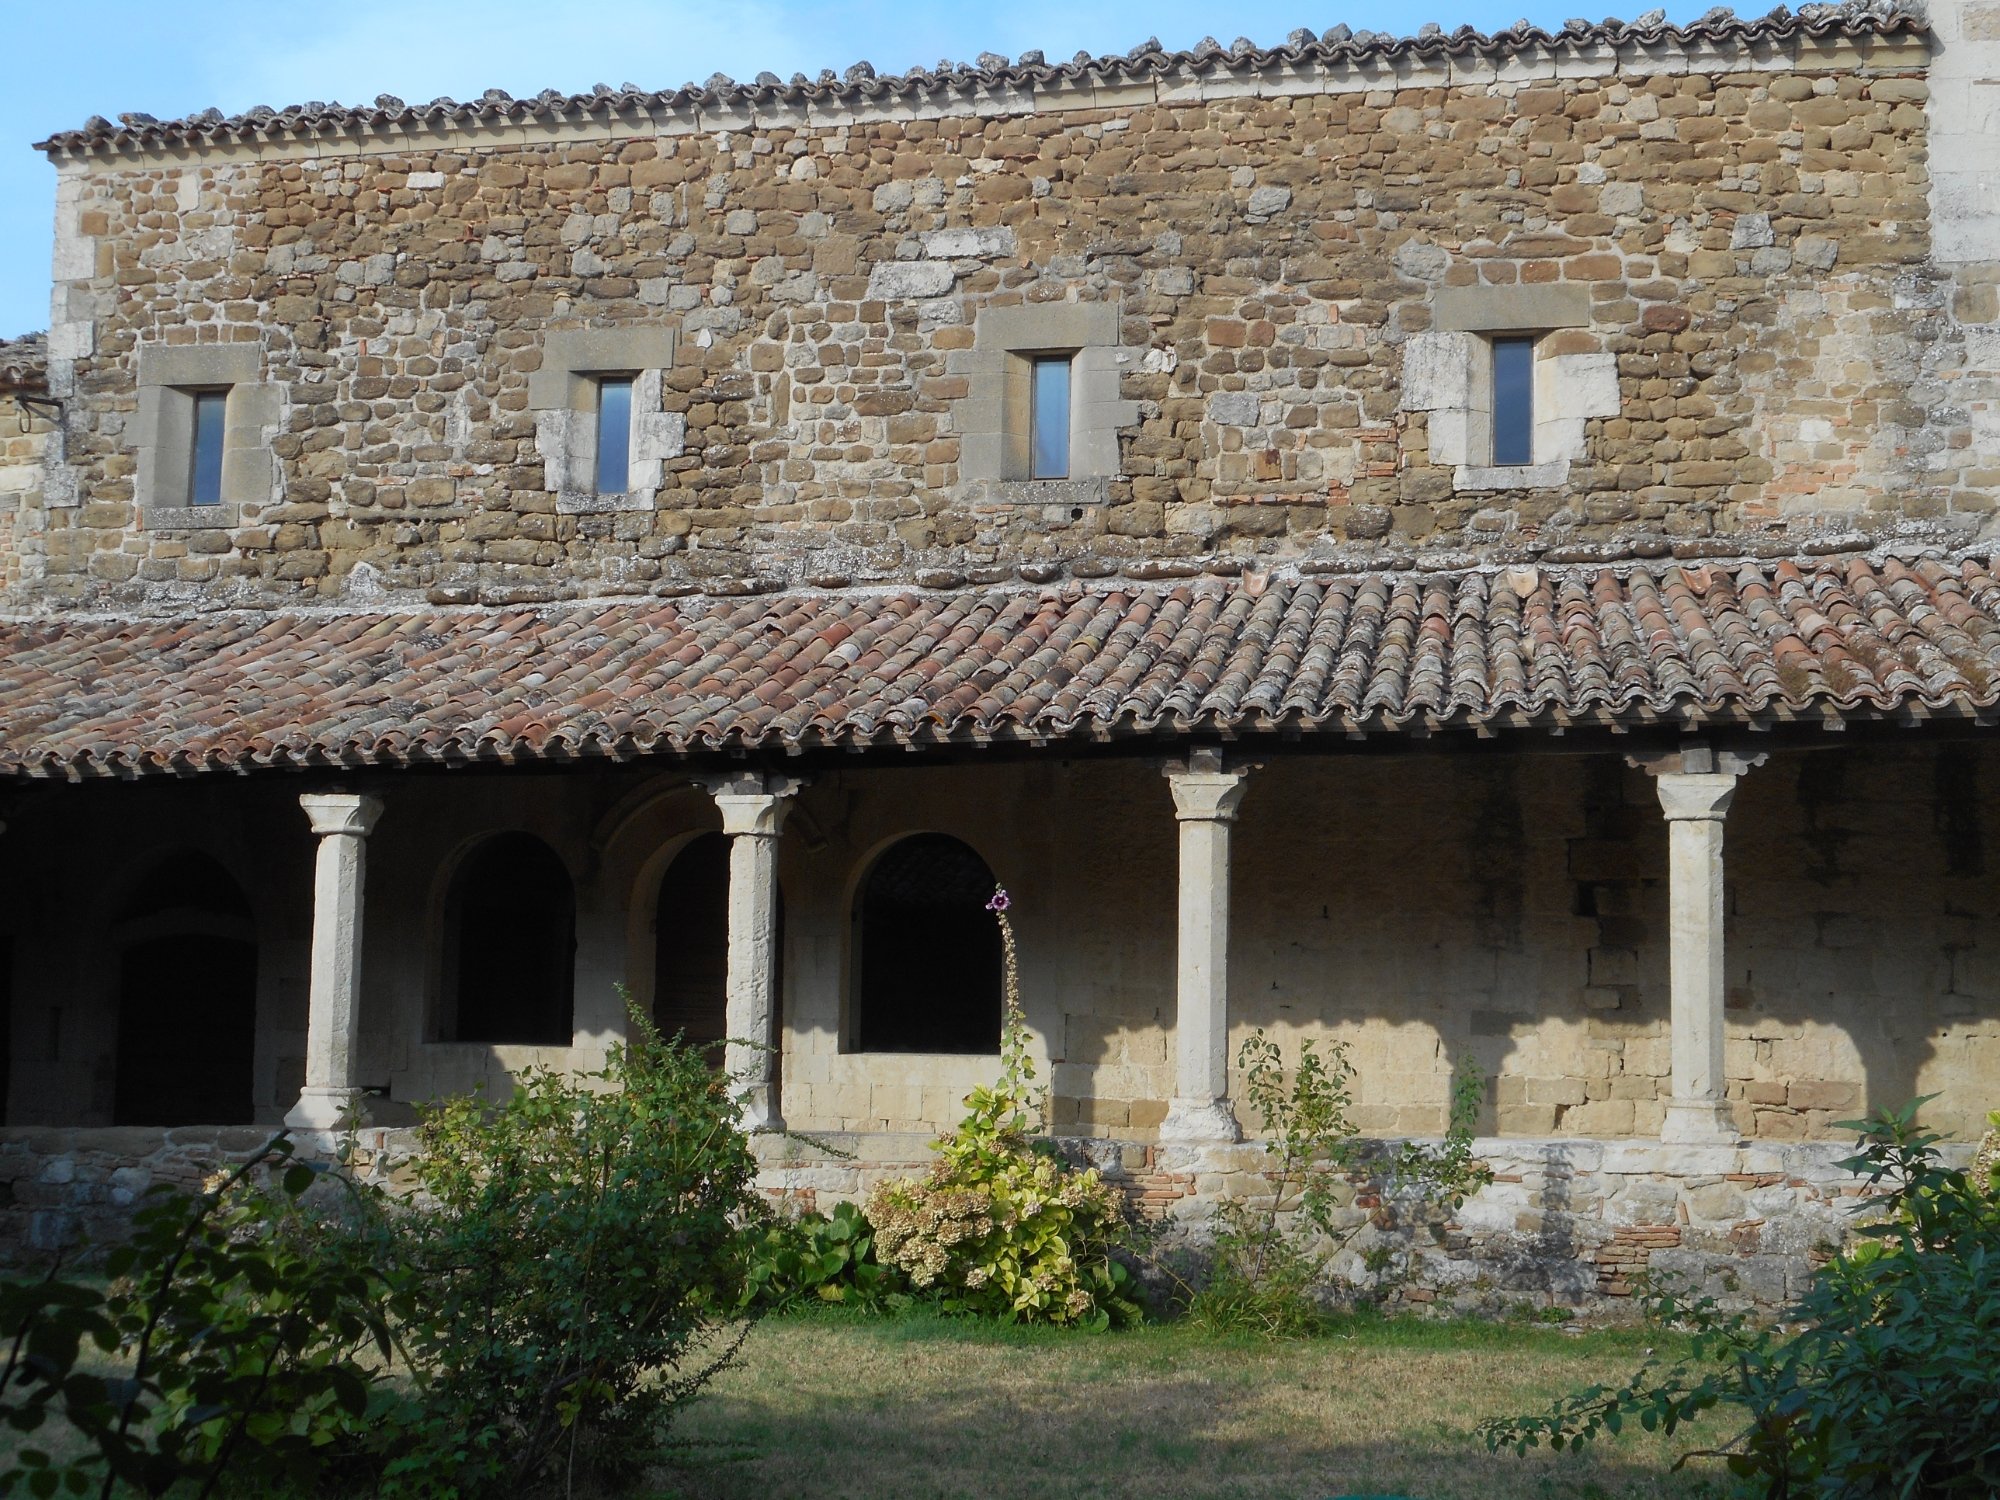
[
  {"left": 653, "top": 832, "right": 730, "bottom": 1061},
  {"left": 441, "top": 832, "right": 576, "bottom": 1045},
  {"left": 851, "top": 833, "right": 1002, "bottom": 1054},
  {"left": 112, "top": 851, "right": 258, "bottom": 1127}
]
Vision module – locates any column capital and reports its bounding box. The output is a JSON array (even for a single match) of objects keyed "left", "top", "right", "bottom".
[
  {"left": 1651, "top": 770, "right": 1745, "bottom": 823},
  {"left": 1164, "top": 750, "right": 1254, "bottom": 823},
  {"left": 1628, "top": 743, "right": 1765, "bottom": 823},
  {"left": 299, "top": 792, "right": 384, "bottom": 840},
  {"left": 702, "top": 773, "right": 805, "bottom": 838}
]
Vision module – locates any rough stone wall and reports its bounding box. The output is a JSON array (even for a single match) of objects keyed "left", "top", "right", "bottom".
[
  {"left": 0, "top": 1126, "right": 271, "bottom": 1258},
  {"left": 0, "top": 336, "right": 52, "bottom": 597},
  {"left": 745, "top": 1131, "right": 1985, "bottom": 1314},
  {"left": 1225, "top": 744, "right": 2000, "bottom": 1145},
  {"left": 5, "top": 1123, "right": 1967, "bottom": 1318},
  {"left": 5, "top": 741, "right": 1996, "bottom": 1143},
  {"left": 24, "top": 31, "right": 1994, "bottom": 613}
]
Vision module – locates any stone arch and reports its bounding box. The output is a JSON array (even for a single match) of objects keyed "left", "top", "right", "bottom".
[{"left": 847, "top": 832, "right": 1003, "bottom": 1054}]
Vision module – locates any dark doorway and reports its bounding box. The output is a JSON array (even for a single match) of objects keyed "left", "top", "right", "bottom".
[
  {"left": 654, "top": 833, "right": 730, "bottom": 1062},
  {"left": 111, "top": 854, "right": 259, "bottom": 1127},
  {"left": 443, "top": 832, "right": 576, "bottom": 1045},
  {"left": 852, "top": 834, "right": 1003, "bottom": 1054},
  {"left": 114, "top": 934, "right": 257, "bottom": 1126}
]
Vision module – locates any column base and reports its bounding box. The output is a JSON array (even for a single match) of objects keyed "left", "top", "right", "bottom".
[
  {"left": 1660, "top": 1098, "right": 1739, "bottom": 1144},
  {"left": 1159, "top": 1097, "right": 1241, "bottom": 1143},
  {"left": 284, "top": 1088, "right": 374, "bottom": 1133},
  {"left": 738, "top": 1084, "right": 785, "bottom": 1135}
]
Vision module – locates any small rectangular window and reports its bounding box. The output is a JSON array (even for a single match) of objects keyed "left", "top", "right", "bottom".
[
  {"left": 594, "top": 376, "right": 633, "bottom": 494},
  {"left": 1491, "top": 336, "right": 1536, "bottom": 467},
  {"left": 189, "top": 390, "right": 227, "bottom": 506},
  {"left": 1030, "top": 356, "right": 1071, "bottom": 480}
]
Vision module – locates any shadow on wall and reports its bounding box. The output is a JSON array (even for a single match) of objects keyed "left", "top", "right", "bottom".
[{"left": 1198, "top": 743, "right": 2000, "bottom": 1143}]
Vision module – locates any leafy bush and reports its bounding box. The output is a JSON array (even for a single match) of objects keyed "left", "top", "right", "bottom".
[
  {"left": 740, "top": 1201, "right": 909, "bottom": 1314},
  {"left": 397, "top": 1003, "right": 761, "bottom": 1494},
  {"left": 865, "top": 889, "right": 1141, "bottom": 1330},
  {"left": 1187, "top": 1032, "right": 1490, "bottom": 1335},
  {"left": 3, "top": 1008, "right": 765, "bottom": 1498},
  {"left": 0, "top": 1137, "right": 408, "bottom": 1499},
  {"left": 1483, "top": 1101, "right": 2000, "bottom": 1497}
]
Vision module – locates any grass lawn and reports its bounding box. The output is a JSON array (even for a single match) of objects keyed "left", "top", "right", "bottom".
[{"left": 653, "top": 1310, "right": 1727, "bottom": 1500}]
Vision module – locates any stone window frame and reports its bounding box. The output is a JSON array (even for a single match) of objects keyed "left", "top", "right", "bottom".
[
  {"left": 529, "top": 327, "right": 684, "bottom": 515},
  {"left": 133, "top": 345, "right": 280, "bottom": 529},
  {"left": 948, "top": 302, "right": 1139, "bottom": 505},
  {"left": 1400, "top": 284, "right": 1620, "bottom": 492}
]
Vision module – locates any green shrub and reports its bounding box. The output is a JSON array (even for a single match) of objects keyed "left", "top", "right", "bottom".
[
  {"left": 1186, "top": 1032, "right": 1489, "bottom": 1336},
  {"left": 740, "top": 1201, "right": 909, "bottom": 1314},
  {"left": 398, "top": 1002, "right": 760, "bottom": 1494},
  {"left": 865, "top": 889, "right": 1141, "bottom": 1330},
  {"left": 1483, "top": 1100, "right": 2000, "bottom": 1496},
  {"left": 0, "top": 1137, "right": 408, "bottom": 1499}
]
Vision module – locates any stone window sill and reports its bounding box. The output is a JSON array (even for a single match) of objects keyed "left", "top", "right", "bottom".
[
  {"left": 838, "top": 1049, "right": 1004, "bottom": 1060},
  {"left": 144, "top": 503, "right": 242, "bottom": 530},
  {"left": 1454, "top": 460, "right": 1570, "bottom": 491},
  {"left": 555, "top": 489, "right": 655, "bottom": 515},
  {"left": 955, "top": 476, "right": 1113, "bottom": 506}
]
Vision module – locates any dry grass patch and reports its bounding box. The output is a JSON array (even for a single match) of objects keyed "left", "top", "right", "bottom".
[{"left": 655, "top": 1311, "right": 1725, "bottom": 1500}]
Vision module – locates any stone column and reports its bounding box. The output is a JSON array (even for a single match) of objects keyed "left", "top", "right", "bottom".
[
  {"left": 286, "top": 792, "right": 384, "bottom": 1131},
  {"left": 1635, "top": 748, "right": 1763, "bottom": 1145},
  {"left": 705, "top": 774, "right": 802, "bottom": 1131},
  {"left": 1161, "top": 752, "right": 1253, "bottom": 1142}
]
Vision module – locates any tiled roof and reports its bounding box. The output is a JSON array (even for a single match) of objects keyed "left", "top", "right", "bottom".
[
  {"left": 37, "top": 1, "right": 1922, "bottom": 155},
  {"left": 2, "top": 556, "right": 1997, "bottom": 779}
]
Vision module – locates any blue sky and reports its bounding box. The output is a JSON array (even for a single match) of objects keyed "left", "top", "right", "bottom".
[{"left": 2, "top": 0, "right": 1716, "bottom": 338}]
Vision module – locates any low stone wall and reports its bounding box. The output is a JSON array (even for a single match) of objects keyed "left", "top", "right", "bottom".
[
  {"left": 755, "top": 1131, "right": 1970, "bottom": 1316},
  {"left": 3, "top": 1125, "right": 1962, "bottom": 1317},
  {"left": 0, "top": 1126, "right": 278, "bottom": 1259}
]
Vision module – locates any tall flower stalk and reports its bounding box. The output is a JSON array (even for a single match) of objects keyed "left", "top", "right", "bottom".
[
  {"left": 865, "top": 886, "right": 1141, "bottom": 1328},
  {"left": 982, "top": 887, "right": 1041, "bottom": 1135}
]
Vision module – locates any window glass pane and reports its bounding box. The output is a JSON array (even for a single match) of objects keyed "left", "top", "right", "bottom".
[
  {"left": 1030, "top": 356, "right": 1071, "bottom": 479},
  {"left": 595, "top": 377, "right": 633, "bottom": 494},
  {"left": 1492, "top": 336, "right": 1535, "bottom": 467},
  {"left": 189, "top": 391, "right": 227, "bottom": 506}
]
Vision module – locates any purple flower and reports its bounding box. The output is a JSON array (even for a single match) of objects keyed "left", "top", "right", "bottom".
[{"left": 986, "top": 887, "right": 1011, "bottom": 912}]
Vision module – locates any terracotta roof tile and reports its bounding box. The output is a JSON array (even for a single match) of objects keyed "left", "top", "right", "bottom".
[
  {"left": 3, "top": 556, "right": 1998, "bottom": 779},
  {"left": 37, "top": 2, "right": 1921, "bottom": 155}
]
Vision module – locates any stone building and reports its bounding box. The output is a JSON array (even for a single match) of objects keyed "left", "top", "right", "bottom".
[{"left": 1, "top": 0, "right": 1998, "bottom": 1305}]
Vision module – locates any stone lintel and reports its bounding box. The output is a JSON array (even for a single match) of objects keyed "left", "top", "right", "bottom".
[{"left": 1433, "top": 282, "right": 1592, "bottom": 333}]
